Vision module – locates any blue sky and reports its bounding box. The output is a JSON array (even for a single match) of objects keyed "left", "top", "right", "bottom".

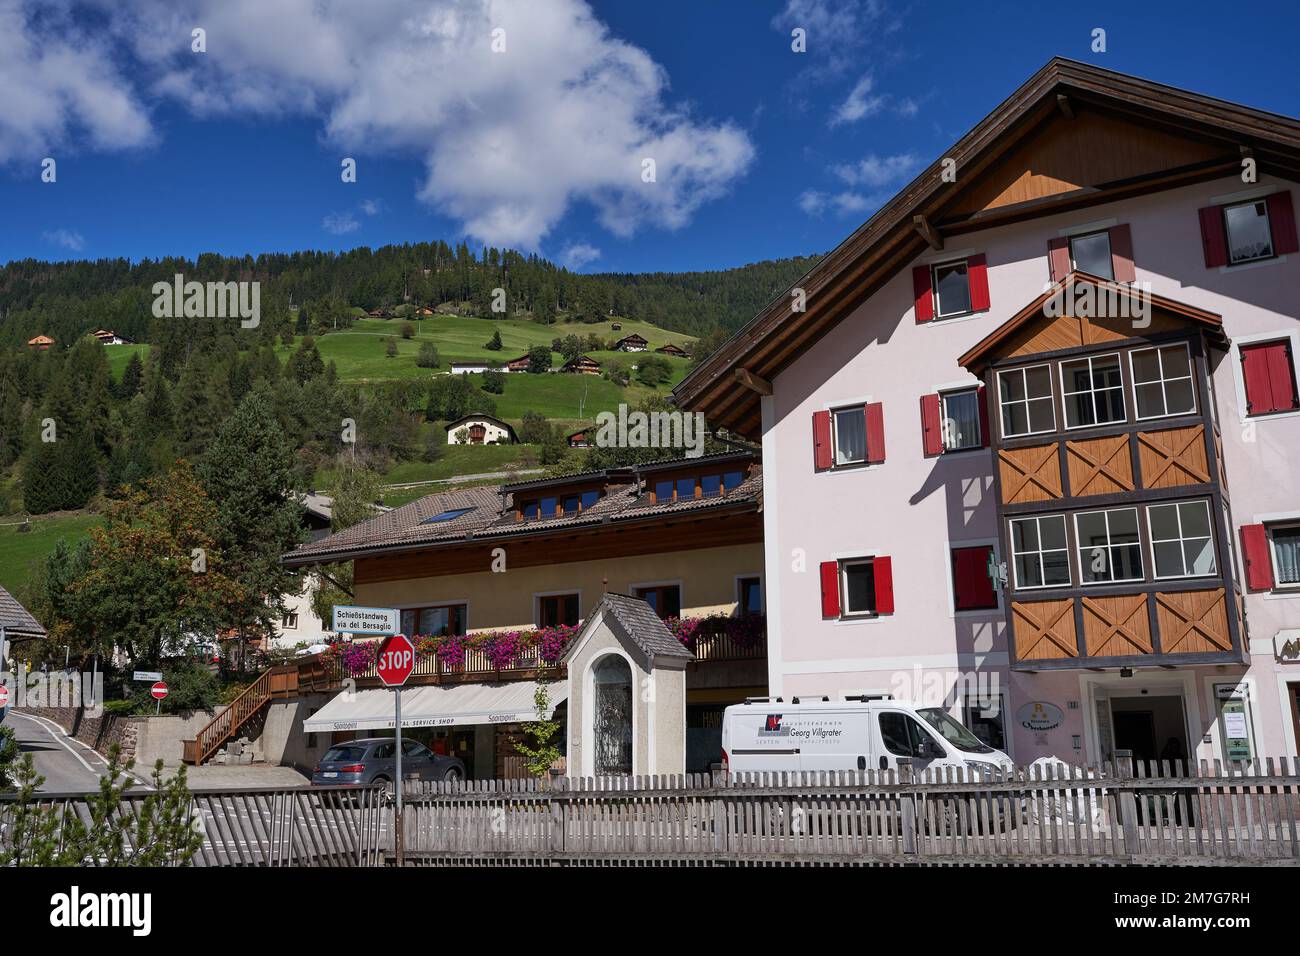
[{"left": 2, "top": 0, "right": 1298, "bottom": 274}]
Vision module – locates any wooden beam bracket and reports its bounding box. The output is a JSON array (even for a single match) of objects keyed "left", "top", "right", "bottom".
[
  {"left": 911, "top": 214, "right": 943, "bottom": 251},
  {"left": 734, "top": 368, "right": 773, "bottom": 396},
  {"left": 1056, "top": 93, "right": 1075, "bottom": 120}
]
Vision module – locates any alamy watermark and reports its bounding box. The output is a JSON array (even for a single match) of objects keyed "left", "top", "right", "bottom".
[
  {"left": 152, "top": 273, "right": 260, "bottom": 328},
  {"left": 1043, "top": 278, "right": 1153, "bottom": 329},
  {"left": 593, "top": 403, "right": 706, "bottom": 458},
  {"left": 889, "top": 666, "right": 1001, "bottom": 716},
  {"left": 2, "top": 670, "right": 104, "bottom": 715}
]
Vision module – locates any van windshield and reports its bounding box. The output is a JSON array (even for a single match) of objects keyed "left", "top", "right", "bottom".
[{"left": 916, "top": 708, "right": 995, "bottom": 754}]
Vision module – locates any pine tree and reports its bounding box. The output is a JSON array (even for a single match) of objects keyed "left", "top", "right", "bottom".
[
  {"left": 198, "top": 388, "right": 306, "bottom": 665},
  {"left": 117, "top": 352, "right": 144, "bottom": 399}
]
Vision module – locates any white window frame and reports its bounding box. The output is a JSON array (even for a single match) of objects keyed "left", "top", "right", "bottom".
[
  {"left": 1267, "top": 522, "right": 1300, "bottom": 590},
  {"left": 1222, "top": 197, "right": 1275, "bottom": 265},
  {"left": 997, "top": 364, "right": 1056, "bottom": 439},
  {"left": 940, "top": 386, "right": 983, "bottom": 452},
  {"left": 1008, "top": 514, "right": 1072, "bottom": 591},
  {"left": 831, "top": 404, "right": 868, "bottom": 467},
  {"left": 1129, "top": 342, "right": 1197, "bottom": 421},
  {"left": 930, "top": 258, "right": 974, "bottom": 320},
  {"left": 1146, "top": 499, "right": 1217, "bottom": 581},
  {"left": 1074, "top": 507, "right": 1145, "bottom": 584},
  {"left": 1067, "top": 229, "right": 1114, "bottom": 280},
  {"left": 839, "top": 558, "right": 879, "bottom": 619},
  {"left": 1059, "top": 352, "right": 1127, "bottom": 431}
]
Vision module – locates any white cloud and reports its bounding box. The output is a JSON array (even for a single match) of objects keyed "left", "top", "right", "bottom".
[
  {"left": 561, "top": 242, "right": 601, "bottom": 269},
  {"left": 798, "top": 189, "right": 879, "bottom": 218},
  {"left": 831, "top": 152, "right": 921, "bottom": 188},
  {"left": 322, "top": 211, "right": 360, "bottom": 235},
  {"left": 829, "top": 74, "right": 886, "bottom": 127},
  {"left": 0, "top": 0, "right": 152, "bottom": 162},
  {"left": 359, "top": 198, "right": 383, "bottom": 216},
  {"left": 771, "top": 0, "right": 892, "bottom": 81},
  {"left": 42, "top": 228, "right": 85, "bottom": 251},
  {"left": 69, "top": 0, "right": 753, "bottom": 249}
]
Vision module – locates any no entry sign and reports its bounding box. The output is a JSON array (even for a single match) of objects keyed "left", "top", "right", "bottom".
[
  {"left": 375, "top": 634, "right": 416, "bottom": 687},
  {"left": 150, "top": 681, "right": 169, "bottom": 700},
  {"left": 0, "top": 685, "right": 9, "bottom": 708}
]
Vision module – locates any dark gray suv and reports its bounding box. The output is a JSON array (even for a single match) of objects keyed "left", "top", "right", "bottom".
[{"left": 311, "top": 737, "right": 466, "bottom": 792}]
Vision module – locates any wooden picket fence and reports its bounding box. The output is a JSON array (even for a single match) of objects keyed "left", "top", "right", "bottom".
[
  {"left": 0, "top": 785, "right": 386, "bottom": 867},
  {"left": 7, "top": 760, "right": 1299, "bottom": 866},
  {"left": 394, "top": 757, "right": 1300, "bottom": 866}
]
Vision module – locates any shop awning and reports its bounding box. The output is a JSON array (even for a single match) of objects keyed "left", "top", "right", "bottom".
[{"left": 302, "top": 681, "right": 566, "bottom": 734}]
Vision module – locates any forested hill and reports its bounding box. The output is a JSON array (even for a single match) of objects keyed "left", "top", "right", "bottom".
[{"left": 0, "top": 243, "right": 822, "bottom": 349}]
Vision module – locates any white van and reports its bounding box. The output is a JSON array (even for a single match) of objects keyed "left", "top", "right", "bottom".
[{"left": 721, "top": 696, "right": 1012, "bottom": 777}]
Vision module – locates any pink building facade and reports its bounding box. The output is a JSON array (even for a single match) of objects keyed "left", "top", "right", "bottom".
[{"left": 677, "top": 60, "right": 1300, "bottom": 768}]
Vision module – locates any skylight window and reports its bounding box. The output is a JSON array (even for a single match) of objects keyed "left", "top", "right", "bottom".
[{"left": 422, "top": 507, "right": 475, "bottom": 524}]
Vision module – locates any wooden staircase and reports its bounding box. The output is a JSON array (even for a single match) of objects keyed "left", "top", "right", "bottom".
[{"left": 182, "top": 664, "right": 299, "bottom": 765}]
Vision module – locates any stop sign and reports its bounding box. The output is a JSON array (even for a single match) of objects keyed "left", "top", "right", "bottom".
[
  {"left": 150, "top": 681, "right": 168, "bottom": 700},
  {"left": 375, "top": 634, "right": 416, "bottom": 687}
]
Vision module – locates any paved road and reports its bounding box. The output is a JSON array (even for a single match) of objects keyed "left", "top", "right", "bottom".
[{"left": 3, "top": 711, "right": 144, "bottom": 793}]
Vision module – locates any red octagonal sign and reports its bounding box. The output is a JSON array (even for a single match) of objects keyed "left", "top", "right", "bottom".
[{"left": 375, "top": 634, "right": 416, "bottom": 687}]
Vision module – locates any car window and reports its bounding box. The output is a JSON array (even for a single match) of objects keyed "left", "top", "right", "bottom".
[
  {"left": 322, "top": 746, "right": 365, "bottom": 762},
  {"left": 878, "top": 712, "right": 937, "bottom": 758},
  {"left": 371, "top": 743, "right": 396, "bottom": 759},
  {"left": 402, "top": 741, "right": 430, "bottom": 757}
]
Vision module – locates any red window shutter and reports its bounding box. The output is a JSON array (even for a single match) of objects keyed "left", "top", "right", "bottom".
[
  {"left": 819, "top": 561, "right": 841, "bottom": 617},
  {"left": 1240, "top": 524, "right": 1275, "bottom": 592},
  {"left": 1109, "top": 224, "right": 1136, "bottom": 282},
  {"left": 812, "top": 410, "right": 833, "bottom": 469},
  {"left": 1241, "top": 341, "right": 1298, "bottom": 415},
  {"left": 1265, "top": 341, "right": 1300, "bottom": 411},
  {"left": 951, "top": 546, "right": 995, "bottom": 612},
  {"left": 967, "top": 254, "right": 990, "bottom": 312},
  {"left": 1267, "top": 191, "right": 1299, "bottom": 255},
  {"left": 912, "top": 265, "right": 934, "bottom": 323},
  {"left": 873, "top": 556, "right": 894, "bottom": 615},
  {"left": 865, "top": 402, "right": 886, "bottom": 464},
  {"left": 977, "top": 384, "right": 991, "bottom": 447},
  {"left": 919, "top": 393, "right": 943, "bottom": 456},
  {"left": 1198, "top": 206, "right": 1228, "bottom": 268},
  {"left": 1047, "top": 236, "right": 1071, "bottom": 283}
]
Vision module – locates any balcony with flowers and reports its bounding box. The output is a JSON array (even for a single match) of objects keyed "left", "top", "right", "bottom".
[{"left": 295, "top": 613, "right": 767, "bottom": 691}]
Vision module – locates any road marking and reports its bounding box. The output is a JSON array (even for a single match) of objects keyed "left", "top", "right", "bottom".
[{"left": 9, "top": 712, "right": 152, "bottom": 789}]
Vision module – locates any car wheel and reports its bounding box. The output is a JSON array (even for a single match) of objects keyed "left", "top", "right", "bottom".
[
  {"left": 372, "top": 775, "right": 393, "bottom": 799},
  {"left": 442, "top": 766, "right": 462, "bottom": 783}
]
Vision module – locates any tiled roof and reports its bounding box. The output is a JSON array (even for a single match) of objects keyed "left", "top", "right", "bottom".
[
  {"left": 282, "top": 462, "right": 761, "bottom": 566},
  {"left": 564, "top": 593, "right": 693, "bottom": 668},
  {"left": 0, "top": 585, "right": 46, "bottom": 637}
]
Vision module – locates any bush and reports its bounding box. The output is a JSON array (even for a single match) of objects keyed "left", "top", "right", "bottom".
[
  {"left": 481, "top": 368, "right": 506, "bottom": 394},
  {"left": 417, "top": 341, "right": 441, "bottom": 368},
  {"left": 157, "top": 661, "right": 221, "bottom": 713},
  {"left": 636, "top": 356, "right": 673, "bottom": 387},
  {"left": 520, "top": 410, "right": 549, "bottom": 445},
  {"left": 400, "top": 322, "right": 416, "bottom": 339},
  {"left": 385, "top": 337, "right": 399, "bottom": 358}
]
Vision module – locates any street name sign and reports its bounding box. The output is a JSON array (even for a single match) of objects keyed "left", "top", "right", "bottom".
[{"left": 332, "top": 605, "right": 400, "bottom": 636}]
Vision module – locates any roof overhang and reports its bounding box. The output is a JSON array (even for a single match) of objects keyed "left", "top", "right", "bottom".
[{"left": 672, "top": 57, "right": 1300, "bottom": 438}]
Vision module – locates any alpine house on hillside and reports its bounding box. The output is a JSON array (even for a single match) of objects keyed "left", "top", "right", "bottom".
[{"left": 674, "top": 57, "right": 1300, "bottom": 768}]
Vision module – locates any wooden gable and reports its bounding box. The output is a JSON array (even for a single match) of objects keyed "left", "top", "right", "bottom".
[
  {"left": 959, "top": 273, "right": 1224, "bottom": 371},
  {"left": 945, "top": 109, "right": 1225, "bottom": 219}
]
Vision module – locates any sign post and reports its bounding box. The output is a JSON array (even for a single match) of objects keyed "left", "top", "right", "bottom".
[
  {"left": 375, "top": 632, "right": 416, "bottom": 866},
  {"left": 150, "top": 680, "right": 168, "bottom": 715}
]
